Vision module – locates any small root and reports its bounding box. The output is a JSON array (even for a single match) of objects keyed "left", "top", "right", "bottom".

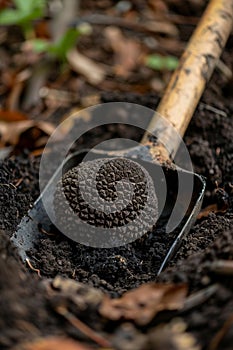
[{"left": 26, "top": 258, "right": 41, "bottom": 278}]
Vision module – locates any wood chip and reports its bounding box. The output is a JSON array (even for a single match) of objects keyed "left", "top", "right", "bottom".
[{"left": 67, "top": 49, "right": 106, "bottom": 85}]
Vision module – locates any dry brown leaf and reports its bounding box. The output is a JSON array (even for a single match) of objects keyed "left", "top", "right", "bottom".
[
  {"left": 104, "top": 26, "right": 141, "bottom": 78},
  {"left": 6, "top": 69, "right": 31, "bottom": 110},
  {"left": 0, "top": 109, "right": 28, "bottom": 122},
  {"left": 0, "top": 0, "right": 11, "bottom": 10},
  {"left": 0, "top": 120, "right": 62, "bottom": 149},
  {"left": 197, "top": 203, "right": 228, "bottom": 219},
  {"left": 20, "top": 337, "right": 94, "bottom": 350},
  {"left": 34, "top": 20, "right": 50, "bottom": 39},
  {"left": 148, "top": 0, "right": 169, "bottom": 14},
  {"left": 99, "top": 283, "right": 188, "bottom": 326}
]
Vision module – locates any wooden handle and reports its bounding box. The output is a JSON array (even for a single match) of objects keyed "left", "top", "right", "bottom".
[{"left": 142, "top": 0, "right": 233, "bottom": 163}]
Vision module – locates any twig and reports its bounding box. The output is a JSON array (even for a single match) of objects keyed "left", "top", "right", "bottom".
[
  {"left": 67, "top": 49, "right": 106, "bottom": 85},
  {"left": 208, "top": 313, "right": 233, "bottom": 350},
  {"left": 217, "top": 59, "right": 232, "bottom": 81},
  {"left": 200, "top": 103, "right": 227, "bottom": 118},
  {"left": 180, "top": 284, "right": 219, "bottom": 313},
  {"left": 165, "top": 14, "right": 199, "bottom": 25},
  {"left": 14, "top": 178, "right": 23, "bottom": 187},
  {"left": 56, "top": 305, "right": 111, "bottom": 348},
  {"left": 0, "top": 183, "right": 16, "bottom": 189},
  {"left": 39, "top": 87, "right": 79, "bottom": 105},
  {"left": 210, "top": 260, "right": 233, "bottom": 275},
  {"left": 7, "top": 69, "right": 31, "bottom": 110},
  {"left": 22, "top": 60, "right": 51, "bottom": 110},
  {"left": 74, "top": 14, "right": 178, "bottom": 37},
  {"left": 50, "top": 0, "right": 80, "bottom": 42}
]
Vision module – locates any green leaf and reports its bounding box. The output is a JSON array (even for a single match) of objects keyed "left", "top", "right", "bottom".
[
  {"left": 19, "top": 8, "right": 42, "bottom": 23},
  {"left": 0, "top": 0, "right": 46, "bottom": 26},
  {"left": 14, "top": 0, "right": 46, "bottom": 15},
  {"left": 164, "top": 56, "right": 179, "bottom": 70},
  {"left": 0, "top": 9, "right": 24, "bottom": 25},
  {"left": 17, "top": 0, "right": 46, "bottom": 22},
  {"left": 14, "top": 0, "right": 32, "bottom": 14},
  {"left": 29, "top": 29, "right": 80, "bottom": 61},
  {"left": 30, "top": 38, "right": 50, "bottom": 53},
  {"left": 48, "top": 28, "right": 80, "bottom": 60},
  {"left": 146, "top": 54, "right": 179, "bottom": 71}
]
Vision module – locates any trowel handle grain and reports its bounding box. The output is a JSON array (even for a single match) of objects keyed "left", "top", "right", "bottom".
[{"left": 142, "top": 0, "right": 233, "bottom": 162}]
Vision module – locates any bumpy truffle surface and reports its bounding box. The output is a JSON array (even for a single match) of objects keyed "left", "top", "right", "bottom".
[{"left": 53, "top": 157, "right": 158, "bottom": 247}]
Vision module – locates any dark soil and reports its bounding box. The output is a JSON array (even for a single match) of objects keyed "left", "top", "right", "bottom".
[
  {"left": 0, "top": 154, "right": 40, "bottom": 232},
  {"left": 1, "top": 74, "right": 233, "bottom": 347},
  {"left": 1, "top": 77, "right": 233, "bottom": 348},
  {"left": 1, "top": 0, "right": 233, "bottom": 349},
  {"left": 21, "top": 83, "right": 233, "bottom": 296}
]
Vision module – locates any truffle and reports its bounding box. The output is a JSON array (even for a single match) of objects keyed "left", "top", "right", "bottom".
[{"left": 53, "top": 157, "right": 158, "bottom": 247}]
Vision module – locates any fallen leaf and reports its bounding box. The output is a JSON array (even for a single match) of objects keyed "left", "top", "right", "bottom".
[
  {"left": 0, "top": 120, "right": 62, "bottom": 150},
  {"left": 99, "top": 283, "right": 188, "bottom": 326},
  {"left": 0, "top": 0, "right": 11, "bottom": 10},
  {"left": 197, "top": 203, "right": 228, "bottom": 219},
  {"left": 148, "top": 0, "right": 169, "bottom": 14},
  {"left": 34, "top": 20, "right": 51, "bottom": 39},
  {"left": 20, "top": 337, "right": 94, "bottom": 350},
  {"left": 0, "top": 109, "right": 28, "bottom": 122},
  {"left": 104, "top": 26, "right": 141, "bottom": 78}
]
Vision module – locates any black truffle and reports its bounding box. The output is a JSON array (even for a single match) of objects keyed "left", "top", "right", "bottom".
[{"left": 53, "top": 157, "right": 158, "bottom": 247}]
